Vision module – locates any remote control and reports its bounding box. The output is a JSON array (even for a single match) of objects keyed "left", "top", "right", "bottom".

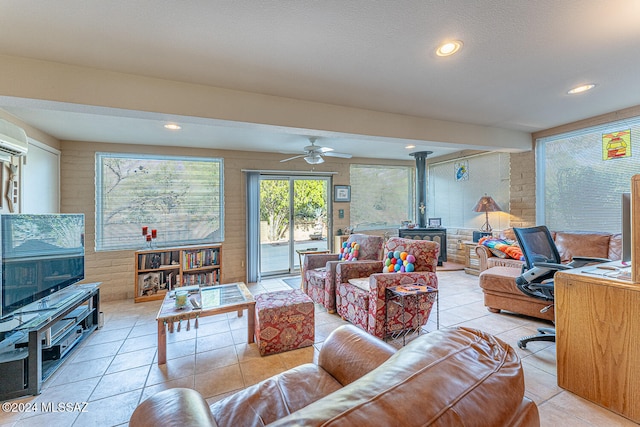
[{"left": 189, "top": 297, "right": 202, "bottom": 309}]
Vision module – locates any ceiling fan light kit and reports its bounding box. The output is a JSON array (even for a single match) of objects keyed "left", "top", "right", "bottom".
[
  {"left": 304, "top": 153, "right": 324, "bottom": 164},
  {"left": 280, "top": 137, "right": 352, "bottom": 164}
]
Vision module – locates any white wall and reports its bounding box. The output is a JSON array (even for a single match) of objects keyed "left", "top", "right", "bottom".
[{"left": 22, "top": 138, "right": 60, "bottom": 213}]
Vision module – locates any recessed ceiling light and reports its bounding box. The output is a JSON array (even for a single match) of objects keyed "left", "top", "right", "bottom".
[
  {"left": 405, "top": 145, "right": 416, "bottom": 149},
  {"left": 436, "top": 40, "right": 463, "bottom": 57},
  {"left": 164, "top": 123, "right": 181, "bottom": 130},
  {"left": 567, "top": 84, "right": 596, "bottom": 95}
]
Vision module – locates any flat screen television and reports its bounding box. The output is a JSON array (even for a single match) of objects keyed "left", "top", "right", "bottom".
[{"left": 0, "top": 214, "right": 85, "bottom": 320}]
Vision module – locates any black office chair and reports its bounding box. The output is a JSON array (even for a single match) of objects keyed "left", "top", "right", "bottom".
[{"left": 513, "top": 226, "right": 609, "bottom": 349}]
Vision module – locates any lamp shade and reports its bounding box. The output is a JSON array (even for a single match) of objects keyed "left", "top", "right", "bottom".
[
  {"left": 473, "top": 195, "right": 502, "bottom": 233},
  {"left": 472, "top": 195, "right": 502, "bottom": 213}
]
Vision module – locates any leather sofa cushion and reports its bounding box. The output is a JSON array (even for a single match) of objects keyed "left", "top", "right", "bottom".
[
  {"left": 487, "top": 257, "right": 525, "bottom": 270},
  {"left": 271, "top": 327, "right": 532, "bottom": 427},
  {"left": 209, "top": 364, "right": 343, "bottom": 427},
  {"left": 129, "top": 387, "right": 216, "bottom": 427},
  {"left": 317, "top": 324, "right": 396, "bottom": 386},
  {"left": 554, "top": 232, "right": 611, "bottom": 263},
  {"left": 479, "top": 266, "right": 523, "bottom": 295},
  {"left": 608, "top": 233, "right": 622, "bottom": 260}
]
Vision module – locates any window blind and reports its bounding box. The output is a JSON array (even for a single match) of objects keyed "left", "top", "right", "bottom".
[
  {"left": 95, "top": 153, "right": 224, "bottom": 251},
  {"left": 537, "top": 115, "right": 640, "bottom": 233}
]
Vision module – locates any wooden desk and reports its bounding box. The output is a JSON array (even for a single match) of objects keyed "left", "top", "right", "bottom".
[{"left": 555, "top": 264, "right": 640, "bottom": 423}]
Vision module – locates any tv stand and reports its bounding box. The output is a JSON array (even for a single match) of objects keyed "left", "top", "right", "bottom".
[{"left": 0, "top": 283, "right": 100, "bottom": 400}]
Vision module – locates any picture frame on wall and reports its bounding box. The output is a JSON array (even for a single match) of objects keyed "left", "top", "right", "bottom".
[
  {"left": 334, "top": 185, "right": 351, "bottom": 202},
  {"left": 428, "top": 217, "right": 442, "bottom": 228}
]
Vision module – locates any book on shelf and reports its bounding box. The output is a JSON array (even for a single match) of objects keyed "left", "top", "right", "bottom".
[
  {"left": 182, "top": 269, "right": 219, "bottom": 287},
  {"left": 138, "top": 272, "right": 162, "bottom": 297},
  {"left": 183, "top": 248, "right": 220, "bottom": 269},
  {"left": 138, "top": 250, "right": 181, "bottom": 270}
]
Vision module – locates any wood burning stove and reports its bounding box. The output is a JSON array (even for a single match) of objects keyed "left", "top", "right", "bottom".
[{"left": 398, "top": 228, "right": 447, "bottom": 266}]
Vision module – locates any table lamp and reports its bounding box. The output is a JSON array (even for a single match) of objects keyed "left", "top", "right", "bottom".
[{"left": 472, "top": 194, "right": 502, "bottom": 232}]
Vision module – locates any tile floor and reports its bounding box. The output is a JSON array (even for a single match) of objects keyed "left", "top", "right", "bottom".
[{"left": 0, "top": 270, "right": 637, "bottom": 426}]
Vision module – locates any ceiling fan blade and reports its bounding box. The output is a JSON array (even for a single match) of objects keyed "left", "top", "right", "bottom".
[
  {"left": 303, "top": 145, "right": 333, "bottom": 153},
  {"left": 280, "top": 154, "right": 305, "bottom": 162},
  {"left": 323, "top": 151, "right": 352, "bottom": 159}
]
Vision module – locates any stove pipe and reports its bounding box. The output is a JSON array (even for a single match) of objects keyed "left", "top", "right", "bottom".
[{"left": 410, "top": 151, "right": 432, "bottom": 228}]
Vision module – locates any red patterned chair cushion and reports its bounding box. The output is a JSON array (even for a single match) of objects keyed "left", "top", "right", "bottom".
[
  {"left": 255, "top": 289, "right": 315, "bottom": 356},
  {"left": 336, "top": 237, "right": 439, "bottom": 339},
  {"left": 303, "top": 234, "right": 384, "bottom": 313}
]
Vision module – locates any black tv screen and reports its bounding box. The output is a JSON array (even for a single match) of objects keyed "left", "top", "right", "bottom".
[{"left": 1, "top": 214, "right": 84, "bottom": 319}]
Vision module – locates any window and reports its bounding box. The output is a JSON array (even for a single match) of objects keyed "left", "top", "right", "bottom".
[
  {"left": 350, "top": 164, "right": 413, "bottom": 229},
  {"left": 428, "top": 153, "right": 510, "bottom": 229},
  {"left": 537, "top": 116, "right": 640, "bottom": 233},
  {"left": 96, "top": 153, "right": 223, "bottom": 250}
]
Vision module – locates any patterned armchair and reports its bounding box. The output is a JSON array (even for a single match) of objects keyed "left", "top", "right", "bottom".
[
  {"left": 335, "top": 237, "right": 439, "bottom": 339},
  {"left": 302, "top": 234, "right": 385, "bottom": 313}
]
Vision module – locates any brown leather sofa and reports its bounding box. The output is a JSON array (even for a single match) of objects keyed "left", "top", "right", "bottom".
[
  {"left": 477, "top": 229, "right": 621, "bottom": 321},
  {"left": 130, "top": 324, "right": 539, "bottom": 427}
]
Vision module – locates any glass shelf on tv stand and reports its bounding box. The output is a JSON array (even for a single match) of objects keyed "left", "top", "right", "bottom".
[{"left": 0, "top": 285, "right": 94, "bottom": 336}]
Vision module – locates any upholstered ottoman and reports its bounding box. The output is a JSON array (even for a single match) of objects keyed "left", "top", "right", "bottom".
[{"left": 254, "top": 289, "right": 315, "bottom": 356}]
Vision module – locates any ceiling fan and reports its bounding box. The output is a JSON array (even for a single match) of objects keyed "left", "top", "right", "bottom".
[{"left": 280, "top": 137, "right": 352, "bottom": 164}]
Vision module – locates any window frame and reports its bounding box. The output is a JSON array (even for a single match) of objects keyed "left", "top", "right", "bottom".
[{"left": 95, "top": 152, "right": 224, "bottom": 251}]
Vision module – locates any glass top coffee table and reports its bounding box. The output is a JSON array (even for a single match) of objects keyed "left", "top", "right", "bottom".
[{"left": 156, "top": 282, "right": 255, "bottom": 365}]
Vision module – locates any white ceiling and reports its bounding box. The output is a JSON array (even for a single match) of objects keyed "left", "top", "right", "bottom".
[{"left": 1, "top": 0, "right": 639, "bottom": 160}]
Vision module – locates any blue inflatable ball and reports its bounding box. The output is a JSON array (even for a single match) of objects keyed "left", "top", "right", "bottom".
[
  {"left": 387, "top": 252, "right": 394, "bottom": 259},
  {"left": 343, "top": 242, "right": 348, "bottom": 248},
  {"left": 394, "top": 263, "right": 401, "bottom": 272},
  {"left": 393, "top": 250, "right": 401, "bottom": 259},
  {"left": 405, "top": 263, "right": 415, "bottom": 272}
]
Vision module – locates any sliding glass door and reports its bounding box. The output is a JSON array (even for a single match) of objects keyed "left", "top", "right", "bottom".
[{"left": 259, "top": 176, "right": 330, "bottom": 277}]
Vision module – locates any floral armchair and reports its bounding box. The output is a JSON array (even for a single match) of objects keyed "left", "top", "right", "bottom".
[
  {"left": 302, "top": 234, "right": 385, "bottom": 313},
  {"left": 335, "top": 237, "right": 439, "bottom": 339}
]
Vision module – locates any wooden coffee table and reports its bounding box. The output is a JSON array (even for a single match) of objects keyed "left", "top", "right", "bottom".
[{"left": 156, "top": 282, "right": 255, "bottom": 364}]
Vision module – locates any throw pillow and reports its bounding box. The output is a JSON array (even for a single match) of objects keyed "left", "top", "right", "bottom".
[
  {"left": 480, "top": 238, "right": 524, "bottom": 261},
  {"left": 383, "top": 251, "right": 415, "bottom": 273},
  {"left": 489, "top": 248, "right": 508, "bottom": 258},
  {"left": 340, "top": 241, "right": 360, "bottom": 261}
]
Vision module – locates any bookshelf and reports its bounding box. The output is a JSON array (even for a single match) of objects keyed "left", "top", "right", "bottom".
[{"left": 134, "top": 244, "right": 222, "bottom": 303}]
